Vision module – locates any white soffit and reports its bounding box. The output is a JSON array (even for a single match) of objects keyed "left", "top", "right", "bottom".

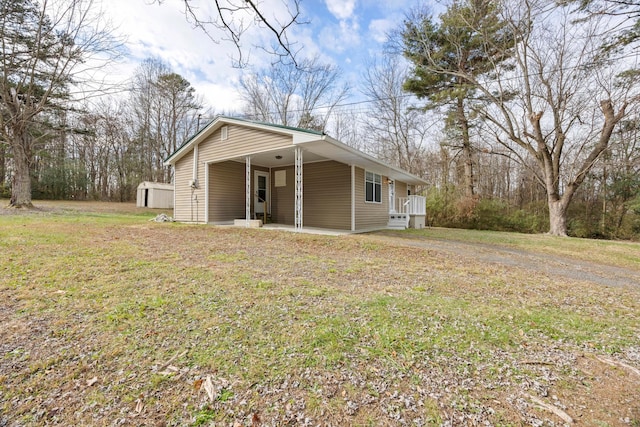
[{"left": 298, "top": 139, "right": 427, "bottom": 185}]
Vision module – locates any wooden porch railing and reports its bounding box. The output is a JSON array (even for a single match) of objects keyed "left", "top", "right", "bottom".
[{"left": 397, "top": 195, "right": 426, "bottom": 215}]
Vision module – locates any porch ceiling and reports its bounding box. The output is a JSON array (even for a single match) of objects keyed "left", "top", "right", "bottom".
[
  {"left": 299, "top": 139, "right": 428, "bottom": 185},
  {"left": 231, "top": 147, "right": 328, "bottom": 168}
]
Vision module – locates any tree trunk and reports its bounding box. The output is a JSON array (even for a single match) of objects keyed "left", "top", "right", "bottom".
[
  {"left": 457, "top": 97, "right": 475, "bottom": 198},
  {"left": 9, "top": 138, "right": 33, "bottom": 208},
  {"left": 548, "top": 199, "right": 568, "bottom": 236},
  {"left": 0, "top": 144, "right": 5, "bottom": 187}
]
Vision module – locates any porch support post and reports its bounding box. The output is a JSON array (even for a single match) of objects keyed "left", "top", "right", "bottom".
[
  {"left": 245, "top": 156, "right": 251, "bottom": 227},
  {"left": 204, "top": 162, "right": 209, "bottom": 223},
  {"left": 351, "top": 165, "right": 355, "bottom": 231},
  {"left": 295, "top": 147, "right": 303, "bottom": 231}
]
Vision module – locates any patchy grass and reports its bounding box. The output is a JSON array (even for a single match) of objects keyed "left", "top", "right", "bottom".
[{"left": 1, "top": 201, "right": 639, "bottom": 426}]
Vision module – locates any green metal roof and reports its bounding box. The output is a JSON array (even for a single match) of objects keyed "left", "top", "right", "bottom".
[{"left": 221, "top": 116, "right": 325, "bottom": 136}]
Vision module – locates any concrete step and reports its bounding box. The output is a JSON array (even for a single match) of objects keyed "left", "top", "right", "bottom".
[
  {"left": 387, "top": 224, "right": 407, "bottom": 230},
  {"left": 387, "top": 213, "right": 408, "bottom": 230}
]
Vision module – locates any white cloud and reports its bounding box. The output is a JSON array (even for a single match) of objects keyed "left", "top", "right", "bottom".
[
  {"left": 318, "top": 20, "right": 361, "bottom": 54},
  {"left": 94, "top": 0, "right": 280, "bottom": 112},
  {"left": 289, "top": 26, "right": 325, "bottom": 61},
  {"left": 325, "top": 0, "right": 357, "bottom": 20},
  {"left": 368, "top": 18, "right": 397, "bottom": 44},
  {"left": 197, "top": 81, "right": 244, "bottom": 113},
  {"left": 362, "top": 0, "right": 414, "bottom": 14}
]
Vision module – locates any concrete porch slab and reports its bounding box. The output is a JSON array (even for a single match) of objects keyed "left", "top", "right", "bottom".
[{"left": 233, "top": 219, "right": 263, "bottom": 227}]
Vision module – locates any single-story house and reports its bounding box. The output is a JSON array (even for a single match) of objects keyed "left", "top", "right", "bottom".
[
  {"left": 136, "top": 181, "right": 174, "bottom": 209},
  {"left": 163, "top": 116, "right": 427, "bottom": 232}
]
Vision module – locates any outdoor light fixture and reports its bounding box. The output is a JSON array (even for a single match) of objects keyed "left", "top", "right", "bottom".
[{"left": 275, "top": 155, "right": 283, "bottom": 159}]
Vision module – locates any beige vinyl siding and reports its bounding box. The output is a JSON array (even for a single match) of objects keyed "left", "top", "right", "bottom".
[
  {"left": 355, "top": 167, "right": 389, "bottom": 230},
  {"left": 207, "top": 162, "right": 271, "bottom": 222},
  {"left": 146, "top": 189, "right": 173, "bottom": 209},
  {"left": 136, "top": 183, "right": 173, "bottom": 209},
  {"left": 173, "top": 150, "right": 206, "bottom": 222},
  {"left": 303, "top": 161, "right": 351, "bottom": 230},
  {"left": 396, "top": 181, "right": 408, "bottom": 198},
  {"left": 209, "top": 161, "right": 246, "bottom": 223},
  {"left": 271, "top": 166, "right": 295, "bottom": 225},
  {"left": 198, "top": 125, "right": 292, "bottom": 163}
]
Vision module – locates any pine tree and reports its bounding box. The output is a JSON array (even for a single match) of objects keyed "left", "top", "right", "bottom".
[{"left": 402, "top": 0, "right": 514, "bottom": 198}]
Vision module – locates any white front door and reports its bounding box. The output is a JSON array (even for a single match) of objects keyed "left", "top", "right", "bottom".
[
  {"left": 388, "top": 179, "right": 395, "bottom": 213},
  {"left": 254, "top": 171, "right": 269, "bottom": 214}
]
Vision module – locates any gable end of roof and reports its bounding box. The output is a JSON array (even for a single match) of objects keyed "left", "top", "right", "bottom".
[{"left": 163, "top": 115, "right": 324, "bottom": 166}]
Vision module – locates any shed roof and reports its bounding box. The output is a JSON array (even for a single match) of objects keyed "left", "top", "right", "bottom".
[{"left": 137, "top": 181, "right": 174, "bottom": 190}]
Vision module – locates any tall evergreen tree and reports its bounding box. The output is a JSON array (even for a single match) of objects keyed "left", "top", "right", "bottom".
[{"left": 402, "top": 0, "right": 514, "bottom": 198}]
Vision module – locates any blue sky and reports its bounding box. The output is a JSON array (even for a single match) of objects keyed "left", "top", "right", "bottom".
[{"left": 101, "top": 0, "right": 420, "bottom": 112}]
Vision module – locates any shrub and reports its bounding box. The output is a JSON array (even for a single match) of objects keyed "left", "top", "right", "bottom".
[{"left": 424, "top": 190, "right": 548, "bottom": 234}]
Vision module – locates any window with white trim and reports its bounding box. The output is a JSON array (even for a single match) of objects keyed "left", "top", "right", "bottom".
[
  {"left": 365, "top": 171, "right": 382, "bottom": 203},
  {"left": 221, "top": 126, "right": 228, "bottom": 140}
]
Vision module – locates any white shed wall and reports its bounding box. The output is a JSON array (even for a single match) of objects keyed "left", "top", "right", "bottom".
[{"left": 136, "top": 183, "right": 174, "bottom": 209}]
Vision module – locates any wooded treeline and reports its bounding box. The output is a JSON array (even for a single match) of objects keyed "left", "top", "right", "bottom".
[
  {"left": 1, "top": 0, "right": 639, "bottom": 238},
  {"left": 1, "top": 57, "right": 206, "bottom": 202}
]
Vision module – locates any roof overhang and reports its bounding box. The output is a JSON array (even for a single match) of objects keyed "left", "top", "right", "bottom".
[
  {"left": 163, "top": 116, "right": 428, "bottom": 186},
  {"left": 299, "top": 135, "right": 428, "bottom": 186},
  {"left": 137, "top": 181, "right": 174, "bottom": 190}
]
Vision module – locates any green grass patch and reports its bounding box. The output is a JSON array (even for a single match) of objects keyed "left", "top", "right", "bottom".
[{"left": 1, "top": 203, "right": 639, "bottom": 425}]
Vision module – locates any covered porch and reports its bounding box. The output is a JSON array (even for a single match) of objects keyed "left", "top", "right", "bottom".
[
  {"left": 202, "top": 137, "right": 427, "bottom": 232},
  {"left": 206, "top": 146, "right": 352, "bottom": 231},
  {"left": 233, "top": 146, "right": 305, "bottom": 230}
]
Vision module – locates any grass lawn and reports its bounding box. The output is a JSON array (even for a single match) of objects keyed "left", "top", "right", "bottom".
[{"left": 1, "top": 201, "right": 639, "bottom": 426}]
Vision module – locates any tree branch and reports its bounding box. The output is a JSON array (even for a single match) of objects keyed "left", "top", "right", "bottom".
[{"left": 158, "top": 0, "right": 307, "bottom": 67}]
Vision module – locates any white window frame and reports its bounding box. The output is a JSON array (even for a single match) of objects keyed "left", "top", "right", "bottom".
[
  {"left": 365, "top": 171, "right": 382, "bottom": 203},
  {"left": 221, "top": 126, "right": 228, "bottom": 141}
]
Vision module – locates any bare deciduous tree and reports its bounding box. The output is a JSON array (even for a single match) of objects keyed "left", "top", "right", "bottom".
[
  {"left": 75, "top": 100, "right": 132, "bottom": 201},
  {"left": 475, "top": 0, "right": 637, "bottom": 235},
  {"left": 129, "top": 58, "right": 204, "bottom": 183},
  {"left": 0, "top": 0, "right": 118, "bottom": 207},
  {"left": 240, "top": 56, "right": 350, "bottom": 130},
  {"left": 404, "top": 0, "right": 637, "bottom": 235},
  {"left": 327, "top": 109, "right": 364, "bottom": 151},
  {"left": 572, "top": 0, "right": 640, "bottom": 50},
  {"left": 595, "top": 114, "right": 640, "bottom": 235},
  {"left": 361, "top": 55, "right": 435, "bottom": 177}
]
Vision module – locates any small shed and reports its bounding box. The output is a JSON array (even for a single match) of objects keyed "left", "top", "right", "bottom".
[{"left": 136, "top": 182, "right": 174, "bottom": 209}]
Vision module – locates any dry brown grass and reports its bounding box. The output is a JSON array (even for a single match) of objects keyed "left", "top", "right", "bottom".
[{"left": 1, "top": 201, "right": 639, "bottom": 426}]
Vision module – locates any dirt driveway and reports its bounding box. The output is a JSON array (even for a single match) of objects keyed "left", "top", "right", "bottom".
[{"left": 368, "top": 230, "right": 640, "bottom": 289}]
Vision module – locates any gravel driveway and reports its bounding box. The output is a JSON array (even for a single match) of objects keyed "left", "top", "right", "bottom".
[{"left": 368, "top": 231, "right": 640, "bottom": 289}]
